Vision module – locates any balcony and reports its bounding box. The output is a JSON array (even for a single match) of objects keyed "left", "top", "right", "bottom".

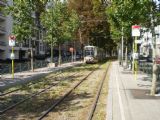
[
  {"left": 0, "top": 0, "right": 6, "bottom": 6},
  {"left": 0, "top": 25, "right": 6, "bottom": 34}
]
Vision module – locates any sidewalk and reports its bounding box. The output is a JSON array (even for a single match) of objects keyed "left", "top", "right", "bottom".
[
  {"left": 0, "top": 61, "right": 83, "bottom": 91},
  {"left": 106, "top": 61, "right": 160, "bottom": 120}
]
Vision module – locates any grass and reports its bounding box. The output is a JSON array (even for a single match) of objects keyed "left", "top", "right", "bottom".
[
  {"left": 93, "top": 62, "right": 111, "bottom": 120},
  {"left": 0, "top": 63, "right": 99, "bottom": 120}
]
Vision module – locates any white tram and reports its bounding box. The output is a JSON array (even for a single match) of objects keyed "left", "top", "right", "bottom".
[{"left": 84, "top": 45, "right": 105, "bottom": 63}]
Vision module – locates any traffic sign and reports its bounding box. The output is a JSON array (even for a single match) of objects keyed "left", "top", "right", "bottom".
[
  {"left": 9, "top": 35, "right": 16, "bottom": 47},
  {"left": 132, "top": 25, "right": 140, "bottom": 37},
  {"left": 69, "top": 47, "right": 74, "bottom": 52}
]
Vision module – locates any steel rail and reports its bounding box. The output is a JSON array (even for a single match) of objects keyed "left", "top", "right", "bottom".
[
  {"left": 0, "top": 72, "right": 79, "bottom": 115},
  {"left": 0, "top": 72, "right": 61, "bottom": 96},
  {"left": 87, "top": 62, "right": 110, "bottom": 120},
  {"left": 37, "top": 65, "right": 100, "bottom": 120},
  {"left": 0, "top": 67, "right": 74, "bottom": 97}
]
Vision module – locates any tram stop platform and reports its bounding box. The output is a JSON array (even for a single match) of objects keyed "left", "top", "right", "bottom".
[
  {"left": 0, "top": 61, "right": 83, "bottom": 91},
  {"left": 106, "top": 61, "right": 160, "bottom": 120}
]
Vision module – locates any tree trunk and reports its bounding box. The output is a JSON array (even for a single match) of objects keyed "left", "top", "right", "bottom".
[
  {"left": 58, "top": 44, "right": 62, "bottom": 66},
  {"left": 35, "top": 11, "right": 41, "bottom": 28},
  {"left": 71, "top": 51, "right": 74, "bottom": 62},
  {"left": 150, "top": 3, "right": 157, "bottom": 96},
  {"left": 151, "top": 37, "right": 157, "bottom": 95},
  {"left": 121, "top": 26, "right": 124, "bottom": 66},
  {"left": 151, "top": 62, "right": 157, "bottom": 95},
  {"left": 31, "top": 47, "right": 34, "bottom": 72},
  {"left": 51, "top": 42, "right": 53, "bottom": 63},
  {"left": 125, "top": 46, "right": 128, "bottom": 68},
  {"left": 118, "top": 44, "right": 121, "bottom": 65}
]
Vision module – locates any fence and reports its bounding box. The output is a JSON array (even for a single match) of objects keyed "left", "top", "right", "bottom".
[
  {"left": 138, "top": 61, "right": 160, "bottom": 80},
  {"left": 0, "top": 60, "right": 48, "bottom": 75},
  {"left": 0, "top": 57, "right": 82, "bottom": 77}
]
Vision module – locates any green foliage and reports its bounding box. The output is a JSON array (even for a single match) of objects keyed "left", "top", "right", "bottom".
[
  {"left": 6, "top": 0, "right": 34, "bottom": 41},
  {"left": 41, "top": 0, "right": 79, "bottom": 46},
  {"left": 68, "top": 0, "right": 112, "bottom": 51},
  {"left": 6, "top": 0, "right": 49, "bottom": 42},
  {"left": 106, "top": 0, "right": 152, "bottom": 43}
]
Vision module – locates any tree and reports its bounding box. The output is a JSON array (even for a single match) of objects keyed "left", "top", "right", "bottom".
[
  {"left": 106, "top": 0, "right": 152, "bottom": 44},
  {"left": 106, "top": 0, "right": 160, "bottom": 95},
  {"left": 6, "top": 0, "right": 35, "bottom": 71},
  {"left": 7, "top": 0, "right": 33, "bottom": 42},
  {"left": 68, "top": 0, "right": 113, "bottom": 54},
  {"left": 41, "top": 0, "right": 79, "bottom": 65},
  {"left": 6, "top": 0, "right": 49, "bottom": 71}
]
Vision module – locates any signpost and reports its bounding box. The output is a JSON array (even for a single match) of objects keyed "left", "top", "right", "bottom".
[
  {"left": 132, "top": 25, "right": 140, "bottom": 79},
  {"left": 9, "top": 35, "right": 16, "bottom": 79},
  {"left": 69, "top": 47, "right": 74, "bottom": 62}
]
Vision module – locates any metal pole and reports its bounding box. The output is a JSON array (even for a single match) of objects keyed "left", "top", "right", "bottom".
[
  {"left": 134, "top": 36, "right": 138, "bottom": 79},
  {"left": 132, "top": 39, "right": 135, "bottom": 72},
  {"left": 12, "top": 47, "right": 14, "bottom": 79}
]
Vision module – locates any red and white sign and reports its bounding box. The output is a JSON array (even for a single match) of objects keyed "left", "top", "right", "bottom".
[
  {"left": 69, "top": 47, "right": 74, "bottom": 52},
  {"left": 9, "top": 35, "right": 16, "bottom": 47},
  {"left": 132, "top": 25, "right": 141, "bottom": 37}
]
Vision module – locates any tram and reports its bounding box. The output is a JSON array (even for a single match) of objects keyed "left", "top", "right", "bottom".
[{"left": 84, "top": 45, "right": 105, "bottom": 63}]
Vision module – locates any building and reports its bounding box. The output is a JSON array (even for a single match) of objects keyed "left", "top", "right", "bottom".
[
  {"left": 0, "top": 0, "right": 47, "bottom": 61},
  {"left": 0, "top": 0, "right": 13, "bottom": 60},
  {"left": 140, "top": 25, "right": 160, "bottom": 57},
  {"left": 0, "top": 0, "right": 82, "bottom": 61}
]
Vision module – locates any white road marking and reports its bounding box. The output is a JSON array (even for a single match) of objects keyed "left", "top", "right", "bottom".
[{"left": 115, "top": 66, "right": 126, "bottom": 120}]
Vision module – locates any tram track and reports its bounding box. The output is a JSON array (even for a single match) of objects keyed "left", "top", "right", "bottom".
[
  {"left": 0, "top": 67, "right": 73, "bottom": 97},
  {"left": 0, "top": 64, "right": 98, "bottom": 120},
  {"left": 87, "top": 62, "right": 110, "bottom": 120},
  {"left": 37, "top": 63, "right": 110, "bottom": 120},
  {"left": 0, "top": 72, "right": 81, "bottom": 115},
  {"left": 37, "top": 66, "right": 97, "bottom": 120},
  {"left": 0, "top": 72, "right": 61, "bottom": 97}
]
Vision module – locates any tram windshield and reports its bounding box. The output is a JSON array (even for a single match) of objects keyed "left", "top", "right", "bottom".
[{"left": 85, "top": 50, "right": 94, "bottom": 56}]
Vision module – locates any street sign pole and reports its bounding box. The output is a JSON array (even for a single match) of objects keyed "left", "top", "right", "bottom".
[
  {"left": 132, "top": 25, "right": 140, "bottom": 79},
  {"left": 12, "top": 47, "right": 14, "bottom": 79},
  {"left": 9, "top": 35, "right": 16, "bottom": 79},
  {"left": 132, "top": 40, "right": 135, "bottom": 72},
  {"left": 134, "top": 36, "right": 138, "bottom": 79}
]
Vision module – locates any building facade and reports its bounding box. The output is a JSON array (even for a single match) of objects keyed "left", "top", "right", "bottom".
[
  {"left": 0, "top": 0, "right": 47, "bottom": 61},
  {"left": 0, "top": 0, "right": 13, "bottom": 60},
  {"left": 0, "top": 0, "right": 82, "bottom": 61},
  {"left": 140, "top": 25, "right": 160, "bottom": 58}
]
